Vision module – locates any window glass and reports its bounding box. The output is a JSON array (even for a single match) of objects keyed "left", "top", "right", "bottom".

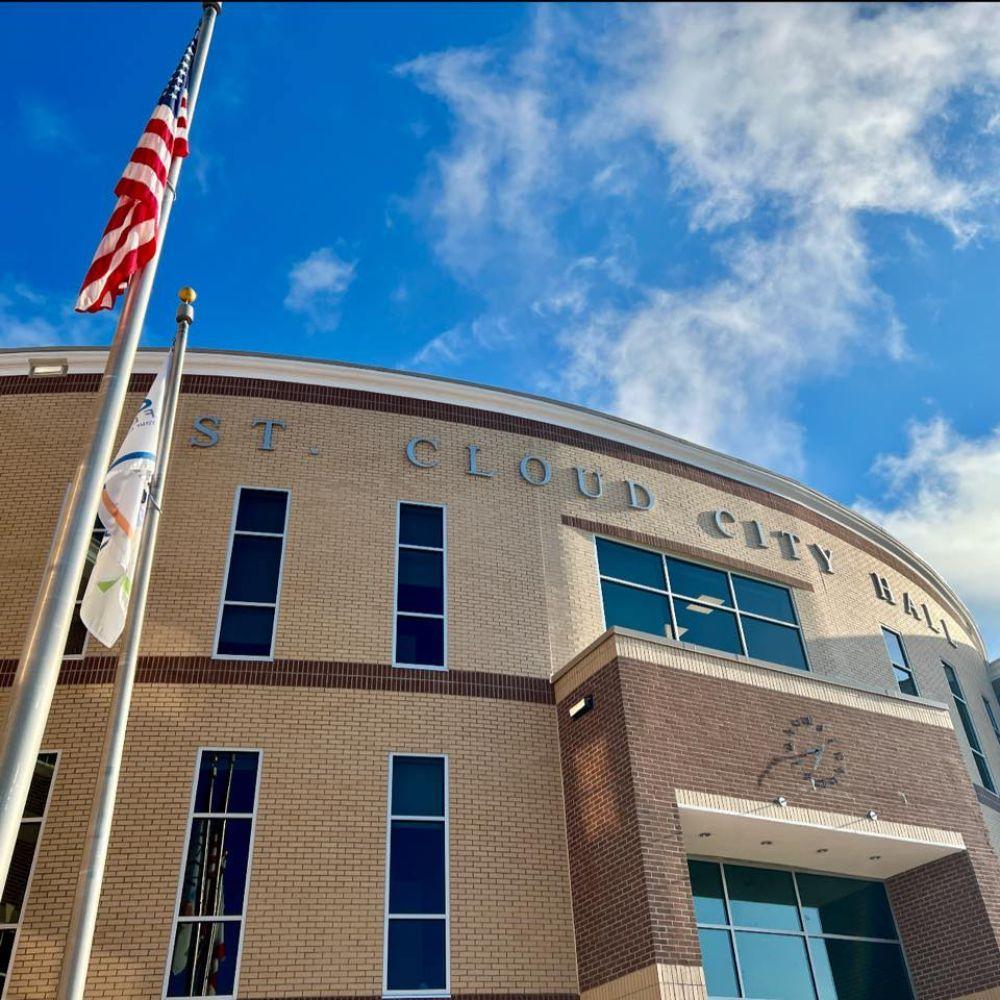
[
  {"left": 808, "top": 938, "right": 913, "bottom": 1000},
  {"left": 955, "top": 699, "right": 985, "bottom": 754},
  {"left": 167, "top": 922, "right": 240, "bottom": 998},
  {"left": 193, "top": 752, "right": 259, "bottom": 822},
  {"left": 688, "top": 860, "right": 728, "bottom": 925},
  {"left": 390, "top": 821, "right": 446, "bottom": 913},
  {"left": 399, "top": 504, "right": 444, "bottom": 549},
  {"left": 391, "top": 757, "right": 445, "bottom": 817},
  {"left": 65, "top": 520, "right": 105, "bottom": 656},
  {"left": 180, "top": 819, "right": 253, "bottom": 916},
  {"left": 733, "top": 575, "right": 796, "bottom": 623},
  {"left": 224, "top": 535, "right": 283, "bottom": 603},
  {"left": 724, "top": 864, "right": 801, "bottom": 931},
  {"left": 893, "top": 667, "right": 918, "bottom": 697},
  {"left": 386, "top": 755, "right": 447, "bottom": 995},
  {"left": 735, "top": 931, "right": 816, "bottom": 1000},
  {"left": 216, "top": 605, "right": 275, "bottom": 658},
  {"left": 743, "top": 618, "right": 808, "bottom": 670},
  {"left": 881, "top": 629, "right": 907, "bottom": 669},
  {"left": 797, "top": 874, "right": 896, "bottom": 939},
  {"left": 597, "top": 538, "right": 665, "bottom": 590},
  {"left": 0, "top": 824, "right": 39, "bottom": 924},
  {"left": 983, "top": 697, "right": 1000, "bottom": 744},
  {"left": 0, "top": 930, "right": 15, "bottom": 994},
  {"left": 396, "top": 616, "right": 445, "bottom": 667},
  {"left": 697, "top": 928, "right": 739, "bottom": 998},
  {"left": 397, "top": 550, "right": 445, "bottom": 615},
  {"left": 666, "top": 557, "right": 732, "bottom": 606},
  {"left": 601, "top": 581, "right": 672, "bottom": 639},
  {"left": 942, "top": 663, "right": 961, "bottom": 698},
  {"left": 22, "top": 754, "right": 56, "bottom": 820},
  {"left": 674, "top": 603, "right": 742, "bottom": 656},
  {"left": 974, "top": 751, "right": 996, "bottom": 793},
  {"left": 234, "top": 488, "right": 287, "bottom": 533},
  {"left": 386, "top": 919, "right": 447, "bottom": 992}
]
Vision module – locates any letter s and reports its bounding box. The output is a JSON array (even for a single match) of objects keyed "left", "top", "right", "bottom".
[{"left": 190, "top": 415, "right": 220, "bottom": 448}]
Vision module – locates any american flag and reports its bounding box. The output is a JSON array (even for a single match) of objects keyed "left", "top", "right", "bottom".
[{"left": 75, "top": 28, "right": 200, "bottom": 313}]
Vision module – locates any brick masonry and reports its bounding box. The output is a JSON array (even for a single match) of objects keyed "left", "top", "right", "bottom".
[{"left": 557, "top": 651, "right": 1000, "bottom": 999}]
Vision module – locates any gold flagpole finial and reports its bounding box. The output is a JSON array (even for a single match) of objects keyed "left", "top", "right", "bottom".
[{"left": 178, "top": 287, "right": 197, "bottom": 303}]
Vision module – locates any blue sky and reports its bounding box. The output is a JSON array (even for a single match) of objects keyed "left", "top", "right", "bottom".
[{"left": 3, "top": 2, "right": 1000, "bottom": 652}]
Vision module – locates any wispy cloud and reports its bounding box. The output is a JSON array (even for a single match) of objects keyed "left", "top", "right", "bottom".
[
  {"left": 401, "top": 3, "right": 1000, "bottom": 474},
  {"left": 19, "top": 97, "right": 82, "bottom": 154},
  {"left": 0, "top": 279, "right": 111, "bottom": 348},
  {"left": 857, "top": 418, "right": 1000, "bottom": 654},
  {"left": 283, "top": 248, "right": 356, "bottom": 333}
]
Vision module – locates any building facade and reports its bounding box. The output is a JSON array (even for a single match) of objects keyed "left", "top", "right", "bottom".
[{"left": 1, "top": 347, "right": 999, "bottom": 1000}]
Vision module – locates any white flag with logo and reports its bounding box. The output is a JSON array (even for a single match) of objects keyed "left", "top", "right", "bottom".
[{"left": 80, "top": 358, "right": 168, "bottom": 647}]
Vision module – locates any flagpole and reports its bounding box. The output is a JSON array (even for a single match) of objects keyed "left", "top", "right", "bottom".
[
  {"left": 0, "top": 1, "right": 221, "bottom": 894},
  {"left": 57, "top": 289, "right": 196, "bottom": 1000}
]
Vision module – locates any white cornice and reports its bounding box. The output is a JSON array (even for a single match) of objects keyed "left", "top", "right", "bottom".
[{"left": 0, "top": 346, "right": 984, "bottom": 656}]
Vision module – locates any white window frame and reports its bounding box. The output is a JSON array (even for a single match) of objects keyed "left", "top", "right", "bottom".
[
  {"left": 213, "top": 486, "right": 290, "bottom": 661},
  {"left": 593, "top": 535, "right": 811, "bottom": 672},
  {"left": 162, "top": 747, "right": 263, "bottom": 1000},
  {"left": 880, "top": 625, "right": 918, "bottom": 697},
  {"left": 382, "top": 752, "right": 450, "bottom": 999},
  {"left": 64, "top": 520, "right": 106, "bottom": 660},
  {"left": 942, "top": 663, "right": 995, "bottom": 794},
  {"left": 1, "top": 751, "right": 59, "bottom": 1000},
  {"left": 392, "top": 502, "right": 447, "bottom": 671}
]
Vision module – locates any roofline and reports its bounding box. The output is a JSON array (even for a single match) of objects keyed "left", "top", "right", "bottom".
[{"left": 1, "top": 345, "right": 985, "bottom": 657}]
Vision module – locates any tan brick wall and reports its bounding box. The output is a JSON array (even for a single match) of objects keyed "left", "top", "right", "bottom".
[{"left": 2, "top": 684, "right": 576, "bottom": 999}]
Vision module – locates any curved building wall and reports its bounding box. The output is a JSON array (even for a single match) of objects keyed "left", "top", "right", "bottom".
[{"left": 0, "top": 349, "right": 999, "bottom": 1000}]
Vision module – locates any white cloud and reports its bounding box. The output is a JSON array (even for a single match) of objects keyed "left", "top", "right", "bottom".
[
  {"left": 284, "top": 248, "right": 356, "bottom": 333},
  {"left": 402, "top": 3, "right": 1000, "bottom": 473},
  {"left": 0, "top": 280, "right": 105, "bottom": 348},
  {"left": 857, "top": 418, "right": 1000, "bottom": 655}
]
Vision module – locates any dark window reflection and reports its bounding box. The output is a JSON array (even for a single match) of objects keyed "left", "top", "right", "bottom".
[
  {"left": 390, "top": 821, "right": 446, "bottom": 914},
  {"left": 0, "top": 929, "right": 14, "bottom": 990},
  {"left": 733, "top": 575, "right": 796, "bottom": 622},
  {"left": 23, "top": 754, "right": 56, "bottom": 819},
  {"left": 674, "top": 603, "right": 741, "bottom": 656},
  {"left": 399, "top": 504, "right": 444, "bottom": 549},
  {"left": 735, "top": 930, "right": 815, "bottom": 1000},
  {"left": 217, "top": 605, "right": 275, "bottom": 658},
  {"left": 224, "top": 535, "right": 282, "bottom": 603},
  {"left": 688, "top": 860, "right": 728, "bottom": 925},
  {"left": 724, "top": 865, "right": 801, "bottom": 931},
  {"left": 597, "top": 539, "right": 665, "bottom": 590},
  {"left": 398, "top": 549, "right": 444, "bottom": 615},
  {"left": 0, "top": 824, "right": 40, "bottom": 924},
  {"left": 391, "top": 757, "right": 445, "bottom": 817},
  {"left": 178, "top": 819, "right": 252, "bottom": 917},
  {"left": 601, "top": 581, "right": 671, "bottom": 639},
  {"left": 396, "top": 615, "right": 445, "bottom": 667},
  {"left": 743, "top": 617, "right": 808, "bottom": 670},
  {"left": 809, "top": 938, "right": 913, "bottom": 1000},
  {"left": 235, "top": 489, "right": 287, "bottom": 533},
  {"left": 194, "top": 752, "right": 259, "bottom": 815},
  {"left": 798, "top": 873, "right": 895, "bottom": 939},
  {"left": 166, "top": 920, "right": 240, "bottom": 998},
  {"left": 386, "top": 918, "right": 446, "bottom": 992},
  {"left": 667, "top": 558, "right": 732, "bottom": 606}
]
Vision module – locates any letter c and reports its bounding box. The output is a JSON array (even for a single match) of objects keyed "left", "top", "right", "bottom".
[
  {"left": 712, "top": 509, "right": 737, "bottom": 538},
  {"left": 406, "top": 436, "right": 439, "bottom": 468}
]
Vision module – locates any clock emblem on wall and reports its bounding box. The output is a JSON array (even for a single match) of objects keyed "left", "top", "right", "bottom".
[{"left": 758, "top": 716, "right": 847, "bottom": 790}]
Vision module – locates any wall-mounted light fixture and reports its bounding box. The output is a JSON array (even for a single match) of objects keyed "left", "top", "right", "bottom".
[
  {"left": 568, "top": 695, "right": 594, "bottom": 720},
  {"left": 29, "top": 358, "right": 68, "bottom": 377}
]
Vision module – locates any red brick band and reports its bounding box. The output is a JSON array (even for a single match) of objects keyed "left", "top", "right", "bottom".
[{"left": 0, "top": 656, "right": 554, "bottom": 705}]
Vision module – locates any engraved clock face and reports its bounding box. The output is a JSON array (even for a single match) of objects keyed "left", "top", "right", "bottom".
[{"left": 781, "top": 716, "right": 846, "bottom": 790}]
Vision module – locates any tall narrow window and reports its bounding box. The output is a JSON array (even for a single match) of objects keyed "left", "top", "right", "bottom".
[
  {"left": 881, "top": 627, "right": 918, "bottom": 696},
  {"left": 215, "top": 488, "right": 289, "bottom": 659},
  {"left": 1, "top": 753, "right": 57, "bottom": 999},
  {"left": 983, "top": 697, "right": 1000, "bottom": 749},
  {"left": 384, "top": 754, "right": 449, "bottom": 997},
  {"left": 165, "top": 750, "right": 261, "bottom": 999},
  {"left": 943, "top": 664, "right": 995, "bottom": 793},
  {"left": 65, "top": 519, "right": 105, "bottom": 657},
  {"left": 394, "top": 503, "right": 446, "bottom": 669},
  {"left": 596, "top": 538, "right": 808, "bottom": 671}
]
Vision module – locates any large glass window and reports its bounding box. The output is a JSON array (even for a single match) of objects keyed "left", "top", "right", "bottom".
[
  {"left": 943, "top": 663, "right": 996, "bottom": 793},
  {"left": 215, "top": 488, "right": 289, "bottom": 658},
  {"left": 689, "top": 860, "right": 912, "bottom": 1000},
  {"left": 64, "top": 519, "right": 105, "bottom": 657},
  {"left": 165, "top": 750, "right": 261, "bottom": 1000},
  {"left": 596, "top": 538, "right": 808, "bottom": 671},
  {"left": 983, "top": 696, "right": 1000, "bottom": 749},
  {"left": 394, "top": 503, "right": 446, "bottom": 669},
  {"left": 880, "top": 628, "right": 917, "bottom": 697},
  {"left": 384, "top": 754, "right": 448, "bottom": 996},
  {"left": 1, "top": 753, "right": 57, "bottom": 999}
]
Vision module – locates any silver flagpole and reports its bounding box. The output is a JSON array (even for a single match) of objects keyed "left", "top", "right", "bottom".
[
  {"left": 57, "top": 288, "right": 196, "bottom": 1000},
  {"left": 0, "top": 1, "right": 222, "bottom": 893}
]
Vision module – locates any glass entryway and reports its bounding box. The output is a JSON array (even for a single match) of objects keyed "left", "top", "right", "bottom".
[{"left": 689, "top": 859, "right": 913, "bottom": 1000}]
